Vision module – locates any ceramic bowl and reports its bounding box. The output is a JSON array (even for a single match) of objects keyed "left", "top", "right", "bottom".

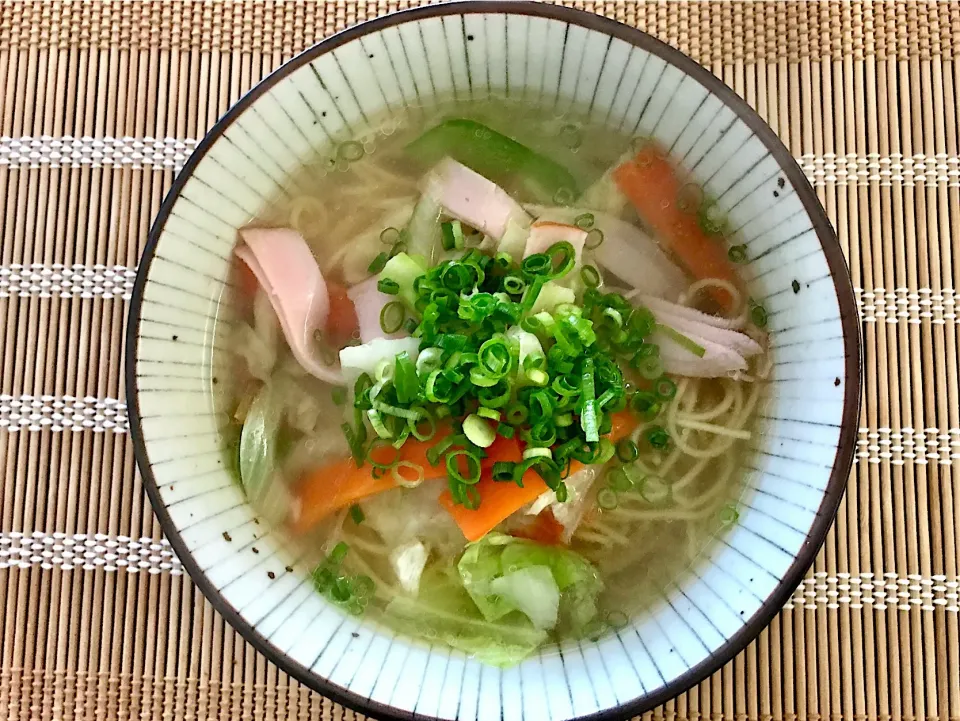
[{"left": 126, "top": 3, "right": 861, "bottom": 720}]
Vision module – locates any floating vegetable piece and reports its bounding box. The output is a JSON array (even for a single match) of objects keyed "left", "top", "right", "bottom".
[
  {"left": 612, "top": 143, "right": 741, "bottom": 310},
  {"left": 406, "top": 118, "right": 580, "bottom": 201},
  {"left": 239, "top": 384, "right": 280, "bottom": 500},
  {"left": 235, "top": 227, "right": 344, "bottom": 385},
  {"left": 422, "top": 158, "right": 531, "bottom": 242}
]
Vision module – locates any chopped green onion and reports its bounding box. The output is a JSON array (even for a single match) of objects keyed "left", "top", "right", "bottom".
[
  {"left": 380, "top": 227, "right": 401, "bottom": 245},
  {"left": 521, "top": 252, "right": 552, "bottom": 277},
  {"left": 720, "top": 504, "right": 740, "bottom": 524},
  {"left": 331, "top": 388, "right": 346, "bottom": 406},
  {"left": 545, "top": 241, "right": 576, "bottom": 278},
  {"left": 329, "top": 541, "right": 350, "bottom": 565},
  {"left": 750, "top": 301, "right": 769, "bottom": 328},
  {"left": 728, "top": 244, "right": 747, "bottom": 263},
  {"left": 629, "top": 391, "right": 662, "bottom": 421},
  {"left": 574, "top": 213, "right": 595, "bottom": 230},
  {"left": 655, "top": 323, "right": 706, "bottom": 358},
  {"left": 477, "top": 407, "right": 501, "bottom": 421},
  {"left": 367, "top": 439, "right": 400, "bottom": 468},
  {"left": 394, "top": 352, "right": 419, "bottom": 403},
  {"left": 377, "top": 278, "right": 401, "bottom": 295},
  {"left": 523, "top": 447, "right": 552, "bottom": 460},
  {"left": 426, "top": 434, "right": 457, "bottom": 466},
  {"left": 463, "top": 414, "right": 496, "bottom": 448},
  {"left": 440, "top": 220, "right": 465, "bottom": 251},
  {"left": 596, "top": 487, "right": 618, "bottom": 510},
  {"left": 505, "top": 404, "right": 529, "bottom": 425},
  {"left": 580, "top": 357, "right": 599, "bottom": 442},
  {"left": 379, "top": 302, "right": 405, "bottom": 334},
  {"left": 580, "top": 265, "right": 601, "bottom": 288},
  {"left": 492, "top": 461, "right": 517, "bottom": 483},
  {"left": 607, "top": 467, "right": 634, "bottom": 492},
  {"left": 503, "top": 275, "right": 526, "bottom": 295},
  {"left": 654, "top": 377, "right": 677, "bottom": 400},
  {"left": 349, "top": 504, "right": 365, "bottom": 525},
  {"left": 497, "top": 423, "right": 515, "bottom": 439},
  {"left": 616, "top": 438, "right": 639, "bottom": 463},
  {"left": 526, "top": 368, "right": 549, "bottom": 386},
  {"left": 367, "top": 252, "right": 389, "bottom": 274},
  {"left": 337, "top": 141, "right": 364, "bottom": 162},
  {"left": 408, "top": 409, "right": 436, "bottom": 441},
  {"left": 367, "top": 409, "right": 392, "bottom": 438},
  {"left": 446, "top": 449, "right": 482, "bottom": 485},
  {"left": 644, "top": 425, "right": 671, "bottom": 450},
  {"left": 698, "top": 201, "right": 726, "bottom": 235},
  {"left": 392, "top": 461, "right": 425, "bottom": 488},
  {"left": 584, "top": 228, "right": 604, "bottom": 250}
]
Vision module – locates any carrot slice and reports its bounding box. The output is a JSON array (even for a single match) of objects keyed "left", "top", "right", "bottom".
[
  {"left": 611, "top": 143, "right": 740, "bottom": 310},
  {"left": 291, "top": 428, "right": 451, "bottom": 534},
  {"left": 511, "top": 508, "right": 566, "bottom": 546},
  {"left": 325, "top": 282, "right": 360, "bottom": 347},
  {"left": 439, "top": 411, "right": 638, "bottom": 542}
]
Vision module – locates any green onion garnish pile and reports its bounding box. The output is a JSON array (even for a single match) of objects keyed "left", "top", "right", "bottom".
[{"left": 343, "top": 239, "right": 679, "bottom": 509}]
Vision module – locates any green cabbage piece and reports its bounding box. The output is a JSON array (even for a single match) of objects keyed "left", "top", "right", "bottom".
[
  {"left": 457, "top": 533, "right": 603, "bottom": 635},
  {"left": 384, "top": 568, "right": 547, "bottom": 667}
]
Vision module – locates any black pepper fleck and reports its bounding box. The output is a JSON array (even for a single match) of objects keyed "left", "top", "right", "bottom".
[
  {"left": 252, "top": 547, "right": 259, "bottom": 554},
  {"left": 773, "top": 190, "right": 780, "bottom": 198},
  {"left": 322, "top": 111, "right": 327, "bottom": 117},
  {"left": 285, "top": 566, "right": 294, "bottom": 573},
  {"left": 254, "top": 518, "right": 261, "bottom": 525},
  {"left": 834, "top": 377, "right": 841, "bottom": 387},
  {"left": 267, "top": 571, "right": 276, "bottom": 580},
  {"left": 467, "top": 34, "right": 474, "bottom": 41},
  {"left": 368, "top": 53, "right": 375, "bottom": 58},
  {"left": 222, "top": 532, "right": 232, "bottom": 542},
  {"left": 351, "top": 632, "right": 360, "bottom": 638},
  {"left": 792, "top": 279, "right": 801, "bottom": 294},
  {"left": 777, "top": 177, "right": 785, "bottom": 188},
  {"left": 172, "top": 334, "right": 179, "bottom": 341},
  {"left": 212, "top": 376, "right": 219, "bottom": 385}
]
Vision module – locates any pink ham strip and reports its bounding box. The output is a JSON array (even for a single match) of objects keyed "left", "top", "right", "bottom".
[
  {"left": 347, "top": 275, "right": 403, "bottom": 343},
  {"left": 422, "top": 157, "right": 530, "bottom": 241},
  {"left": 523, "top": 221, "right": 587, "bottom": 264},
  {"left": 235, "top": 227, "right": 344, "bottom": 385}
]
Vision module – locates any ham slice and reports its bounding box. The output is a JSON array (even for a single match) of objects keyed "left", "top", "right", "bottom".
[
  {"left": 640, "top": 297, "right": 762, "bottom": 378},
  {"left": 347, "top": 275, "right": 403, "bottom": 343},
  {"left": 525, "top": 205, "right": 688, "bottom": 299},
  {"left": 423, "top": 158, "right": 531, "bottom": 241},
  {"left": 523, "top": 221, "right": 587, "bottom": 265},
  {"left": 235, "top": 227, "right": 344, "bottom": 385}
]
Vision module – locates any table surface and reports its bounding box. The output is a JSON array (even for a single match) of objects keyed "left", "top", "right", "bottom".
[{"left": 1, "top": 2, "right": 958, "bottom": 720}]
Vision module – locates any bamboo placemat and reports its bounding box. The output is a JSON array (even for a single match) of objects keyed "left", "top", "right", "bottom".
[{"left": 1, "top": 1, "right": 958, "bottom": 720}]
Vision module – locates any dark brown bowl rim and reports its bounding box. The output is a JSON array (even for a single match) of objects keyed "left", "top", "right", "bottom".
[{"left": 125, "top": 3, "right": 862, "bottom": 720}]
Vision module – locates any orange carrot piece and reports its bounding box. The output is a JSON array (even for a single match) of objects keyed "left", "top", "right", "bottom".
[
  {"left": 611, "top": 144, "right": 740, "bottom": 310},
  {"left": 291, "top": 428, "right": 451, "bottom": 534},
  {"left": 325, "top": 282, "right": 360, "bottom": 347},
  {"left": 511, "top": 509, "right": 566, "bottom": 546},
  {"left": 439, "top": 411, "right": 638, "bottom": 542}
]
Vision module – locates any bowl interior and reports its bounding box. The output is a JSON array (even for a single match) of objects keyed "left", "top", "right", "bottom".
[{"left": 128, "top": 5, "right": 858, "bottom": 721}]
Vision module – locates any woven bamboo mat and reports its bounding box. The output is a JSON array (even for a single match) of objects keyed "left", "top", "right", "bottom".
[{"left": 0, "top": 1, "right": 958, "bottom": 720}]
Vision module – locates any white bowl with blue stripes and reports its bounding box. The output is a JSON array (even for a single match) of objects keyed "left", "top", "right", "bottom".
[{"left": 125, "top": 3, "right": 861, "bottom": 720}]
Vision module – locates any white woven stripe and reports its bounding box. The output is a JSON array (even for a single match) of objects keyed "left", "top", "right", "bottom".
[
  {"left": 0, "top": 395, "right": 129, "bottom": 433},
  {"left": 856, "top": 287, "right": 957, "bottom": 325},
  {"left": 782, "top": 572, "right": 960, "bottom": 612},
  {"left": 856, "top": 426, "right": 960, "bottom": 466},
  {"left": 1, "top": 136, "right": 959, "bottom": 187},
  {"left": 0, "top": 263, "right": 135, "bottom": 300},
  {"left": 3, "top": 395, "right": 959, "bottom": 465},
  {"left": 2, "top": 529, "right": 956, "bottom": 612},
  {"left": 0, "top": 531, "right": 182, "bottom": 574},
  {"left": 0, "top": 135, "right": 195, "bottom": 170},
  {"left": 2, "top": 263, "right": 958, "bottom": 330}
]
